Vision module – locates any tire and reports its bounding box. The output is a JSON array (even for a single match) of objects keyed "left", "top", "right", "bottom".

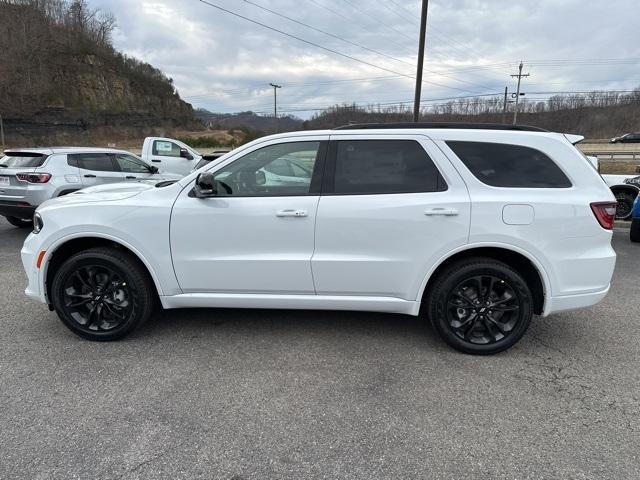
[
  {"left": 426, "top": 258, "right": 533, "bottom": 355},
  {"left": 5, "top": 215, "right": 33, "bottom": 228},
  {"left": 631, "top": 218, "right": 640, "bottom": 243},
  {"left": 613, "top": 191, "right": 636, "bottom": 220},
  {"left": 50, "top": 247, "right": 155, "bottom": 341}
]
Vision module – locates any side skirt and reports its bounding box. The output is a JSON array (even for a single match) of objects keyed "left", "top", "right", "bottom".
[{"left": 159, "top": 293, "right": 420, "bottom": 316}]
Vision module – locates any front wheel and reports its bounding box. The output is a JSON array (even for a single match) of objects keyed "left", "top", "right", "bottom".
[
  {"left": 5, "top": 215, "right": 33, "bottom": 228},
  {"left": 426, "top": 258, "right": 533, "bottom": 355},
  {"left": 50, "top": 248, "right": 155, "bottom": 341}
]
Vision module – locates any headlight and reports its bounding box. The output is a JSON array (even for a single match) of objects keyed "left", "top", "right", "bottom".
[{"left": 33, "top": 213, "right": 43, "bottom": 234}]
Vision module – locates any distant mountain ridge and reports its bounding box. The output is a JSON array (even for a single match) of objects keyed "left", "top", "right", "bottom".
[{"left": 195, "top": 109, "right": 303, "bottom": 133}]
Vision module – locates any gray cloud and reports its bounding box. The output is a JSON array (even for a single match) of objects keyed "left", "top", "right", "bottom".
[{"left": 89, "top": 0, "right": 640, "bottom": 118}]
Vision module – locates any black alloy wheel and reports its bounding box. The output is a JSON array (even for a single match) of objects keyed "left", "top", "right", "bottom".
[
  {"left": 61, "top": 265, "right": 132, "bottom": 333},
  {"left": 51, "top": 248, "right": 154, "bottom": 341},
  {"left": 447, "top": 275, "right": 520, "bottom": 345},
  {"left": 427, "top": 258, "right": 533, "bottom": 355}
]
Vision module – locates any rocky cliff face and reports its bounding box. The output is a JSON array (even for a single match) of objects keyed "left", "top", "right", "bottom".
[{"left": 0, "top": 2, "right": 198, "bottom": 145}]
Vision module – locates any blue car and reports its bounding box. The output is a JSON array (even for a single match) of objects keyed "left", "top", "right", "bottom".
[{"left": 632, "top": 194, "right": 640, "bottom": 242}]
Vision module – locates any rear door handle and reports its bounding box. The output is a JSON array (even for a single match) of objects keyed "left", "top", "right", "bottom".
[
  {"left": 424, "top": 208, "right": 459, "bottom": 216},
  {"left": 84, "top": 174, "right": 96, "bottom": 178},
  {"left": 276, "top": 209, "right": 308, "bottom": 217},
  {"left": 125, "top": 176, "right": 137, "bottom": 179}
]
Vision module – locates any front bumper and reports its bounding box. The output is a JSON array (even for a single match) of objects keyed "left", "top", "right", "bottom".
[{"left": 21, "top": 233, "right": 46, "bottom": 304}]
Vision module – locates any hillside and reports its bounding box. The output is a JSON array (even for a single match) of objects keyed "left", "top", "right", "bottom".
[
  {"left": 0, "top": 0, "right": 199, "bottom": 146},
  {"left": 304, "top": 90, "right": 640, "bottom": 138},
  {"left": 195, "top": 109, "right": 303, "bottom": 134}
]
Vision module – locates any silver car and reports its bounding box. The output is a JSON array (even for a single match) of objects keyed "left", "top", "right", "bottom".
[{"left": 0, "top": 147, "right": 182, "bottom": 228}]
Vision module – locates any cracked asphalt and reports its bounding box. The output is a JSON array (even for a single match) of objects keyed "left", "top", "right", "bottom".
[{"left": 1, "top": 216, "right": 639, "bottom": 479}]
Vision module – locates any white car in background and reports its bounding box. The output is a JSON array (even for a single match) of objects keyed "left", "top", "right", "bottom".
[
  {"left": 0, "top": 147, "right": 181, "bottom": 228},
  {"left": 21, "top": 123, "right": 616, "bottom": 355}
]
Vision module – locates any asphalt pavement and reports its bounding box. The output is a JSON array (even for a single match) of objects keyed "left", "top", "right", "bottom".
[{"left": 1, "top": 217, "right": 638, "bottom": 480}]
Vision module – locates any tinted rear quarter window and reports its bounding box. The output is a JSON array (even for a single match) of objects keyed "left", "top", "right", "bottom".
[
  {"left": 446, "top": 141, "right": 572, "bottom": 188},
  {"left": 331, "top": 140, "right": 446, "bottom": 194}
]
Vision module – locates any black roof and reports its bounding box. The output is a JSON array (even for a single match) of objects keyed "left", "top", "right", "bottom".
[{"left": 333, "top": 122, "right": 548, "bottom": 132}]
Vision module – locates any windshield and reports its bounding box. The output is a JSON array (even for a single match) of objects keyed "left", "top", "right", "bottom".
[{"left": 0, "top": 153, "right": 47, "bottom": 168}]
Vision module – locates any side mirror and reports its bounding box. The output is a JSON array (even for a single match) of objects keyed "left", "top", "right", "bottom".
[
  {"left": 149, "top": 165, "right": 159, "bottom": 174},
  {"left": 193, "top": 172, "right": 216, "bottom": 198},
  {"left": 180, "top": 148, "right": 194, "bottom": 160},
  {"left": 256, "top": 170, "right": 266, "bottom": 186}
]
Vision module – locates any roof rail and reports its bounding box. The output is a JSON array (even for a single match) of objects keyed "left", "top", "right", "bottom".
[{"left": 333, "top": 122, "right": 549, "bottom": 132}]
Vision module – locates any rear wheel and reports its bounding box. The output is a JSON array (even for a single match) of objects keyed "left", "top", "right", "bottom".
[
  {"left": 5, "top": 215, "right": 33, "bottom": 228},
  {"left": 50, "top": 248, "right": 155, "bottom": 341},
  {"left": 426, "top": 258, "right": 533, "bottom": 355},
  {"left": 613, "top": 191, "right": 635, "bottom": 220},
  {"left": 631, "top": 218, "right": 640, "bottom": 243}
]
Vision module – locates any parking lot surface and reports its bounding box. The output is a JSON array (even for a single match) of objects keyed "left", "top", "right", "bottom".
[{"left": 1, "top": 217, "right": 639, "bottom": 479}]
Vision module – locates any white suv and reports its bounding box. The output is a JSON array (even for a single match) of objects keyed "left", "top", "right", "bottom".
[
  {"left": 1, "top": 147, "right": 181, "bottom": 227},
  {"left": 21, "top": 124, "right": 617, "bottom": 354}
]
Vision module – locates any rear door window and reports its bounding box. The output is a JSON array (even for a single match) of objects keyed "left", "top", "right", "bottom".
[
  {"left": 69, "top": 153, "right": 118, "bottom": 172},
  {"left": 446, "top": 141, "right": 572, "bottom": 188},
  {"left": 328, "top": 140, "right": 446, "bottom": 195}
]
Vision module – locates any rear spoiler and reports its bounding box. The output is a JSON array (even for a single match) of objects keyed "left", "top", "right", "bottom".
[{"left": 564, "top": 134, "right": 585, "bottom": 145}]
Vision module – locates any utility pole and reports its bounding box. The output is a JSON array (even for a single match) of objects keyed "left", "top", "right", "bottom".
[
  {"left": 413, "top": 0, "right": 429, "bottom": 122},
  {"left": 269, "top": 83, "right": 282, "bottom": 132},
  {"left": 502, "top": 87, "right": 508, "bottom": 124},
  {"left": 510, "top": 61, "right": 529, "bottom": 125},
  {"left": 0, "top": 114, "right": 5, "bottom": 151}
]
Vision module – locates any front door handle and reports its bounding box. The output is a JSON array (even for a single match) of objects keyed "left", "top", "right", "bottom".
[
  {"left": 424, "top": 208, "right": 459, "bottom": 216},
  {"left": 151, "top": 159, "right": 162, "bottom": 163},
  {"left": 125, "top": 176, "right": 137, "bottom": 179},
  {"left": 84, "top": 174, "right": 96, "bottom": 178},
  {"left": 276, "top": 209, "right": 308, "bottom": 218}
]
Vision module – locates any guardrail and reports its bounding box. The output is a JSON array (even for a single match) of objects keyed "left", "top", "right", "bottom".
[{"left": 582, "top": 151, "right": 640, "bottom": 173}]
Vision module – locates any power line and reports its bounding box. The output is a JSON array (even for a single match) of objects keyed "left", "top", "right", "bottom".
[
  {"left": 307, "top": 0, "right": 412, "bottom": 54},
  {"left": 239, "top": 0, "right": 416, "bottom": 68},
  {"left": 197, "top": 0, "right": 478, "bottom": 93},
  {"left": 341, "top": 0, "right": 415, "bottom": 42}
]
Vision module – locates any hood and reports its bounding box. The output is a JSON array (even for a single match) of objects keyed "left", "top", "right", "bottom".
[{"left": 38, "top": 181, "right": 157, "bottom": 210}]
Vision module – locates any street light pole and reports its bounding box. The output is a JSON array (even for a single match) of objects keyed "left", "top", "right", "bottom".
[
  {"left": 413, "top": 0, "right": 429, "bottom": 122},
  {"left": 269, "top": 82, "right": 282, "bottom": 132}
]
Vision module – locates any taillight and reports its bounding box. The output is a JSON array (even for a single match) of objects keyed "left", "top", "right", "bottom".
[
  {"left": 16, "top": 173, "right": 52, "bottom": 183},
  {"left": 590, "top": 202, "right": 617, "bottom": 230}
]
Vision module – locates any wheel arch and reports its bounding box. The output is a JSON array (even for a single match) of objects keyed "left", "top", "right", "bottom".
[
  {"left": 42, "top": 234, "right": 164, "bottom": 305},
  {"left": 609, "top": 184, "right": 639, "bottom": 196},
  {"left": 417, "top": 244, "right": 550, "bottom": 316}
]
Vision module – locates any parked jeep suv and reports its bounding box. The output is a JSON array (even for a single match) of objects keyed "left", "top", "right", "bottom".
[
  {"left": 21, "top": 124, "right": 617, "bottom": 354},
  {"left": 1, "top": 147, "right": 181, "bottom": 227}
]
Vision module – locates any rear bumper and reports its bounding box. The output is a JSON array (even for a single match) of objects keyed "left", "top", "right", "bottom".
[
  {"left": 0, "top": 200, "right": 35, "bottom": 219},
  {"left": 543, "top": 285, "right": 610, "bottom": 316}
]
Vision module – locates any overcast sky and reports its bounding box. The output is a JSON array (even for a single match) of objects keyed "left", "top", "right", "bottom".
[{"left": 89, "top": 0, "right": 640, "bottom": 119}]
